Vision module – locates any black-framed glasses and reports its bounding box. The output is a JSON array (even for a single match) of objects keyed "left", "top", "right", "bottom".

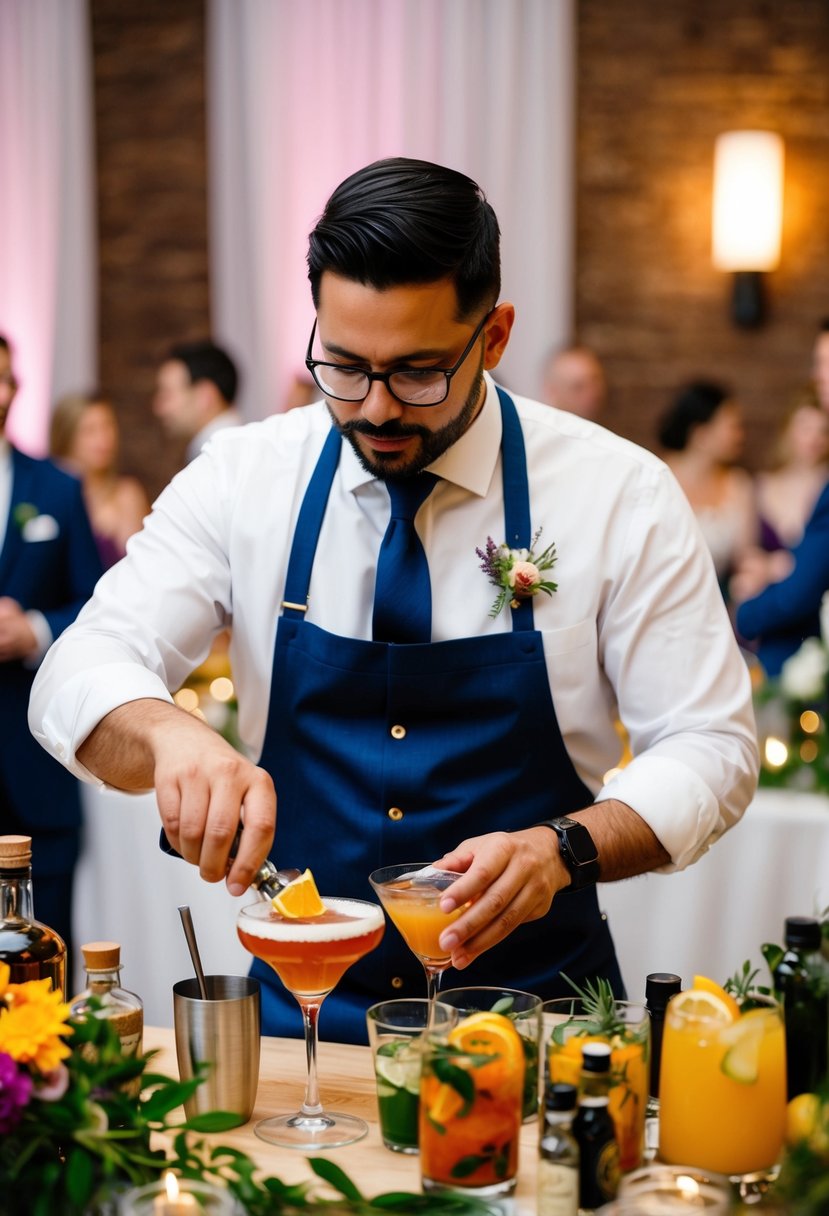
[{"left": 305, "top": 311, "right": 491, "bottom": 407}]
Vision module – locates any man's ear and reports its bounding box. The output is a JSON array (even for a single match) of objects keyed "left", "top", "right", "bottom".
[{"left": 482, "top": 302, "right": 515, "bottom": 371}]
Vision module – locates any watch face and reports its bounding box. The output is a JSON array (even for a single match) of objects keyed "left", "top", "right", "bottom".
[{"left": 559, "top": 820, "right": 599, "bottom": 866}]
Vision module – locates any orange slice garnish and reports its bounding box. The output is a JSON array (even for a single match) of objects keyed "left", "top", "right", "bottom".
[
  {"left": 693, "top": 974, "right": 740, "bottom": 1021},
  {"left": 272, "top": 869, "right": 325, "bottom": 918},
  {"left": 447, "top": 1011, "right": 525, "bottom": 1091},
  {"left": 670, "top": 988, "right": 736, "bottom": 1025}
]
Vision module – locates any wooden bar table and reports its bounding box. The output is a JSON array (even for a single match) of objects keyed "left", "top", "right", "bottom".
[{"left": 146, "top": 1027, "right": 538, "bottom": 1210}]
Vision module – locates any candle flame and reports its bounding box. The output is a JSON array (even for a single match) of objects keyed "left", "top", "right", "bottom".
[
  {"left": 165, "top": 1172, "right": 181, "bottom": 1201},
  {"left": 677, "top": 1174, "right": 700, "bottom": 1199}
]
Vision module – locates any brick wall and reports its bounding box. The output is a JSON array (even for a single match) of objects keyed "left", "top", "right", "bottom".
[
  {"left": 92, "top": 0, "right": 209, "bottom": 499},
  {"left": 576, "top": 0, "right": 829, "bottom": 464}
]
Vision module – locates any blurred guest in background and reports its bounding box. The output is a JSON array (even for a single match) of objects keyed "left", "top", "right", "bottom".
[
  {"left": 0, "top": 334, "right": 102, "bottom": 964},
  {"left": 755, "top": 396, "right": 829, "bottom": 552},
  {"left": 153, "top": 340, "right": 241, "bottom": 463},
  {"left": 658, "top": 380, "right": 758, "bottom": 601},
  {"left": 51, "top": 393, "right": 151, "bottom": 569},
  {"left": 540, "top": 344, "right": 608, "bottom": 423},
  {"left": 734, "top": 319, "right": 829, "bottom": 676}
]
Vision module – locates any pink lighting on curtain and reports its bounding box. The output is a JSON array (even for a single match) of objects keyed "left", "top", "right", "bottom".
[
  {"left": 208, "top": 0, "right": 574, "bottom": 422},
  {"left": 0, "top": 0, "right": 96, "bottom": 455}
]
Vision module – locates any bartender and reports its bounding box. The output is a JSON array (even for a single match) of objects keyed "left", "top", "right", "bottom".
[{"left": 30, "top": 158, "right": 758, "bottom": 1042}]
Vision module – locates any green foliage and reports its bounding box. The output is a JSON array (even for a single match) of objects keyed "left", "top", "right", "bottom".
[{"left": 0, "top": 1012, "right": 496, "bottom": 1215}]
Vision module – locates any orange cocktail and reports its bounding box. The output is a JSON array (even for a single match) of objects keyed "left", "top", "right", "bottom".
[
  {"left": 369, "top": 864, "right": 464, "bottom": 1007},
  {"left": 238, "top": 900, "right": 385, "bottom": 997},
  {"left": 237, "top": 895, "right": 384, "bottom": 1151},
  {"left": 420, "top": 1011, "right": 525, "bottom": 1201},
  {"left": 659, "top": 992, "right": 786, "bottom": 1176},
  {"left": 544, "top": 999, "right": 650, "bottom": 1172}
]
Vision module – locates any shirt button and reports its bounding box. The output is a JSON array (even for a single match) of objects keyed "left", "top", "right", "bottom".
[
  {"left": 388, "top": 807, "right": 404, "bottom": 821},
  {"left": 391, "top": 976, "right": 404, "bottom": 990},
  {"left": 390, "top": 724, "right": 407, "bottom": 740}
]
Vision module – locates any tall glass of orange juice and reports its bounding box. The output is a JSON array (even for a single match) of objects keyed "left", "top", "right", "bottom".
[
  {"left": 419, "top": 1010, "right": 525, "bottom": 1201},
  {"left": 658, "top": 990, "right": 786, "bottom": 1177},
  {"left": 544, "top": 997, "right": 650, "bottom": 1173}
]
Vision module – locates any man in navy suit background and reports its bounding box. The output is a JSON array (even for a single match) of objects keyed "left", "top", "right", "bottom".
[{"left": 0, "top": 334, "right": 102, "bottom": 962}]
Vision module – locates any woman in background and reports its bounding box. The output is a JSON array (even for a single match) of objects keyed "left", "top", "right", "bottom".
[
  {"left": 51, "top": 393, "right": 150, "bottom": 568},
  {"left": 755, "top": 394, "right": 829, "bottom": 552},
  {"left": 658, "top": 380, "right": 758, "bottom": 602}
]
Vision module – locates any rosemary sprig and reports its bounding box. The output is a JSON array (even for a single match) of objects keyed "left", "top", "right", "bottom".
[{"left": 560, "top": 973, "right": 628, "bottom": 1039}]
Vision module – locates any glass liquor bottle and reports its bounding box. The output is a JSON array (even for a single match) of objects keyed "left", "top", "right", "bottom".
[
  {"left": 71, "top": 941, "right": 144, "bottom": 1062},
  {"left": 538, "top": 1081, "right": 580, "bottom": 1216},
  {"left": 0, "top": 834, "right": 66, "bottom": 996},
  {"left": 572, "top": 1042, "right": 620, "bottom": 1212},
  {"left": 771, "top": 916, "right": 829, "bottom": 1099}
]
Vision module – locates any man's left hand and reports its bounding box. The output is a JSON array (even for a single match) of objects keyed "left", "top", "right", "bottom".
[
  {"left": 0, "top": 598, "right": 38, "bottom": 662},
  {"left": 433, "top": 827, "right": 570, "bottom": 969}
]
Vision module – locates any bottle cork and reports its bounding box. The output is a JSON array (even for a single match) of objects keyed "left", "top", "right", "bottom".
[
  {"left": 0, "top": 836, "right": 32, "bottom": 867},
  {"left": 81, "top": 941, "right": 121, "bottom": 970}
]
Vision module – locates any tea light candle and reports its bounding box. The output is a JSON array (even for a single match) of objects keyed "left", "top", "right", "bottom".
[
  {"left": 153, "top": 1173, "right": 202, "bottom": 1214},
  {"left": 617, "top": 1164, "right": 732, "bottom": 1214},
  {"left": 117, "top": 1171, "right": 235, "bottom": 1215}
]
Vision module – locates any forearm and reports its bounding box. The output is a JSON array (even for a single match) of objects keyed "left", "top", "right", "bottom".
[
  {"left": 77, "top": 698, "right": 201, "bottom": 791},
  {"left": 572, "top": 798, "right": 670, "bottom": 882}
]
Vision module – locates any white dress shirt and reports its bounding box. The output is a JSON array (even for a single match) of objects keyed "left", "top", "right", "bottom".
[
  {"left": 185, "top": 407, "right": 242, "bottom": 463},
  {"left": 29, "top": 375, "right": 758, "bottom": 870}
]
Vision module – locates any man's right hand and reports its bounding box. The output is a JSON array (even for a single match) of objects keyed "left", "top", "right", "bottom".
[{"left": 77, "top": 698, "right": 275, "bottom": 896}]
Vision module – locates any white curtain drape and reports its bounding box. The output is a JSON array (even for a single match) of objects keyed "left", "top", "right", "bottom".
[
  {"left": 207, "top": 0, "right": 574, "bottom": 421},
  {"left": 0, "top": 0, "right": 96, "bottom": 455}
]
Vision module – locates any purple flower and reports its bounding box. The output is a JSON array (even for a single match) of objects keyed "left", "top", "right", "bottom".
[{"left": 0, "top": 1051, "right": 33, "bottom": 1132}]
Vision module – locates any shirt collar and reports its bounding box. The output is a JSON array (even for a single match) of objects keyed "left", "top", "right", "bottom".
[{"left": 339, "top": 372, "right": 503, "bottom": 497}]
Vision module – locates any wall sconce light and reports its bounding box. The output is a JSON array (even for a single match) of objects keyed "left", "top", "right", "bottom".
[{"left": 712, "top": 130, "right": 784, "bottom": 328}]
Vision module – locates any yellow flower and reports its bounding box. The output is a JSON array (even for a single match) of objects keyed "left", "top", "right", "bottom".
[
  {"left": 0, "top": 979, "right": 73, "bottom": 1072},
  {"left": 0, "top": 961, "right": 9, "bottom": 998}
]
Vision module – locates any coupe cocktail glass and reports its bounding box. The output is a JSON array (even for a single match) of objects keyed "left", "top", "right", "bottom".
[
  {"left": 368, "top": 863, "right": 464, "bottom": 1007},
  {"left": 236, "top": 897, "right": 385, "bottom": 1149}
]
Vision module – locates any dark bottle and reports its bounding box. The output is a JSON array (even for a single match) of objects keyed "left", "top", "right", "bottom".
[
  {"left": 538, "top": 1082, "right": 579, "bottom": 1216},
  {"left": 772, "top": 916, "right": 828, "bottom": 1099},
  {"left": 645, "top": 972, "right": 682, "bottom": 1105},
  {"left": 572, "top": 1042, "right": 620, "bottom": 1212},
  {"left": 0, "top": 834, "right": 66, "bottom": 996}
]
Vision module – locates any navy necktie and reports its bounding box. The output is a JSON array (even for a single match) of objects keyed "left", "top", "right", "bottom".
[{"left": 372, "top": 473, "right": 439, "bottom": 644}]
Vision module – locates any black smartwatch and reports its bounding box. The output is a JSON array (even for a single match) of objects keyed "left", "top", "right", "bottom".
[{"left": 536, "top": 816, "right": 600, "bottom": 891}]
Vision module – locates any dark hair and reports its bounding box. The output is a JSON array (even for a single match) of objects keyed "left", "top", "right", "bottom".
[
  {"left": 166, "top": 341, "right": 239, "bottom": 404},
  {"left": 658, "top": 380, "right": 731, "bottom": 451},
  {"left": 0, "top": 335, "right": 10, "bottom": 353},
  {"left": 307, "top": 157, "right": 501, "bottom": 319}
]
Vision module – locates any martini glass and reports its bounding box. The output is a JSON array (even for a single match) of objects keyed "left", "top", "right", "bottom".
[
  {"left": 368, "top": 862, "right": 465, "bottom": 1008},
  {"left": 236, "top": 896, "right": 385, "bottom": 1149}
]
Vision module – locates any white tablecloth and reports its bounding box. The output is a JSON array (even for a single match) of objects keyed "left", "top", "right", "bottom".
[
  {"left": 74, "top": 786, "right": 829, "bottom": 1025},
  {"left": 599, "top": 787, "right": 829, "bottom": 1001}
]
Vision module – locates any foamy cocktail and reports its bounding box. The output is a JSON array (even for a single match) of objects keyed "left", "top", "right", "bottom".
[{"left": 236, "top": 895, "right": 384, "bottom": 1149}]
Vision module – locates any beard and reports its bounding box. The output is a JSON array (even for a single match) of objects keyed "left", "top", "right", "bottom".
[{"left": 327, "top": 355, "right": 486, "bottom": 481}]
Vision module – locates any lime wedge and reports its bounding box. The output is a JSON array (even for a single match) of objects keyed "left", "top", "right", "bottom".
[
  {"left": 720, "top": 1012, "right": 765, "bottom": 1084},
  {"left": 375, "top": 1041, "right": 421, "bottom": 1094}
]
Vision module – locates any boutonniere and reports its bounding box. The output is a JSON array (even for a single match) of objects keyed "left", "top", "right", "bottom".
[
  {"left": 476, "top": 527, "right": 558, "bottom": 618},
  {"left": 12, "top": 502, "right": 38, "bottom": 530}
]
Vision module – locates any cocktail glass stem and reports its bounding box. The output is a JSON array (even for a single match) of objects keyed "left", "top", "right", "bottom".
[
  {"left": 425, "top": 966, "right": 444, "bottom": 1026},
  {"left": 298, "top": 999, "right": 324, "bottom": 1116}
]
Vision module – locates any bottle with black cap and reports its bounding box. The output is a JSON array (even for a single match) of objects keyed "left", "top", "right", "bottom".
[
  {"left": 538, "top": 1081, "right": 579, "bottom": 1216},
  {"left": 572, "top": 1042, "right": 619, "bottom": 1212},
  {"left": 645, "top": 972, "right": 682, "bottom": 1107},
  {"left": 771, "top": 916, "right": 828, "bottom": 1099}
]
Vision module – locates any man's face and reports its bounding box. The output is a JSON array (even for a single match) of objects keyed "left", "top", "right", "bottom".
[
  {"left": 314, "top": 273, "right": 512, "bottom": 479},
  {"left": 153, "top": 359, "right": 200, "bottom": 441},
  {"left": 0, "top": 346, "right": 18, "bottom": 437},
  {"left": 813, "top": 332, "right": 829, "bottom": 413}
]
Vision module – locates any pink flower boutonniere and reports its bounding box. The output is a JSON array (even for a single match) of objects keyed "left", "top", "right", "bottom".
[{"left": 476, "top": 528, "right": 558, "bottom": 618}]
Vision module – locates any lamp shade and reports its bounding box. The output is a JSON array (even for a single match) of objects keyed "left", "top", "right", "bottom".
[{"left": 712, "top": 131, "right": 784, "bottom": 272}]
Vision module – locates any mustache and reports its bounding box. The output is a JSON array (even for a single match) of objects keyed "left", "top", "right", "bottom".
[{"left": 337, "top": 418, "right": 427, "bottom": 439}]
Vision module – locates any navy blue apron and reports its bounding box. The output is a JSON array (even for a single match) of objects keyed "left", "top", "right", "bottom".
[{"left": 251, "top": 387, "right": 623, "bottom": 1043}]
